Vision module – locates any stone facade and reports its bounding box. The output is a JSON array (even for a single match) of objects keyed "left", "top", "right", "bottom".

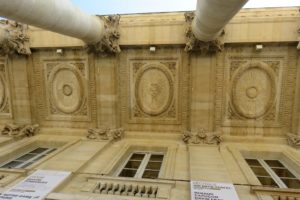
[{"left": 0, "top": 7, "right": 299, "bottom": 200}]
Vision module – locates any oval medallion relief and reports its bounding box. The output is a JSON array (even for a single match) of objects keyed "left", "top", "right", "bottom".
[
  {"left": 48, "top": 65, "right": 85, "bottom": 114},
  {"left": 0, "top": 74, "right": 6, "bottom": 110},
  {"left": 231, "top": 62, "right": 276, "bottom": 119},
  {"left": 135, "top": 64, "right": 174, "bottom": 116}
]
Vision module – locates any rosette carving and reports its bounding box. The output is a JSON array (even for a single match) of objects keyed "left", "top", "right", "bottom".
[
  {"left": 47, "top": 63, "right": 87, "bottom": 115},
  {"left": 230, "top": 62, "right": 276, "bottom": 119}
]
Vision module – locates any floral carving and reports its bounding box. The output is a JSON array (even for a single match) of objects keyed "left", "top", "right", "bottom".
[
  {"left": 133, "top": 63, "right": 175, "bottom": 118},
  {"left": 0, "top": 20, "right": 30, "bottom": 55},
  {"left": 121, "top": 56, "right": 187, "bottom": 128},
  {"left": 184, "top": 12, "right": 224, "bottom": 54},
  {"left": 286, "top": 133, "right": 300, "bottom": 148},
  {"left": 87, "top": 128, "right": 124, "bottom": 141},
  {"left": 88, "top": 15, "right": 121, "bottom": 54},
  {"left": 135, "top": 65, "right": 174, "bottom": 116},
  {"left": 1, "top": 124, "right": 39, "bottom": 138},
  {"left": 182, "top": 129, "right": 222, "bottom": 145}
]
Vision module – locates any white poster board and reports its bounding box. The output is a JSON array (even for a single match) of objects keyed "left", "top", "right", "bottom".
[
  {"left": 191, "top": 181, "right": 240, "bottom": 200},
  {"left": 0, "top": 170, "right": 71, "bottom": 200}
]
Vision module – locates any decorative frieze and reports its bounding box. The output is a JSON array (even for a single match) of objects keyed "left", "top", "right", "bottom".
[
  {"left": 1, "top": 123, "right": 39, "bottom": 138},
  {"left": 88, "top": 15, "right": 121, "bottom": 54},
  {"left": 184, "top": 12, "right": 224, "bottom": 54},
  {"left": 87, "top": 128, "right": 124, "bottom": 141},
  {"left": 182, "top": 128, "right": 222, "bottom": 145},
  {"left": 0, "top": 20, "right": 30, "bottom": 55}
]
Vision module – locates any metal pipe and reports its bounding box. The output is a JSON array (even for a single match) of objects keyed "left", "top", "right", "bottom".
[
  {"left": 0, "top": 0, "right": 105, "bottom": 43},
  {"left": 192, "top": 0, "right": 248, "bottom": 41}
]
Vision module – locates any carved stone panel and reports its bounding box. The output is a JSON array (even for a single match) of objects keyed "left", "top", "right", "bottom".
[
  {"left": 44, "top": 61, "right": 89, "bottom": 121},
  {"left": 119, "top": 49, "right": 189, "bottom": 131},
  {"left": 31, "top": 51, "right": 97, "bottom": 128},
  {"left": 0, "top": 58, "right": 11, "bottom": 118},
  {"left": 214, "top": 46, "right": 297, "bottom": 135},
  {"left": 131, "top": 61, "right": 177, "bottom": 121},
  {"left": 229, "top": 61, "right": 277, "bottom": 120}
]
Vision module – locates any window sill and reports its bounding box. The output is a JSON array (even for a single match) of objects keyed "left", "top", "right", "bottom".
[
  {"left": 251, "top": 186, "right": 300, "bottom": 199},
  {"left": 81, "top": 175, "right": 175, "bottom": 199}
]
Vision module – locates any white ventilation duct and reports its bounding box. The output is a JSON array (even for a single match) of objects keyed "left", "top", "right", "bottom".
[
  {"left": 0, "top": 0, "right": 105, "bottom": 44},
  {"left": 192, "top": 0, "right": 248, "bottom": 42}
]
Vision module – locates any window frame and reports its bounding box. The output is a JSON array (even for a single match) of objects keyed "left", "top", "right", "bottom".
[
  {"left": 116, "top": 151, "right": 165, "bottom": 179},
  {"left": 0, "top": 147, "right": 56, "bottom": 169},
  {"left": 245, "top": 158, "right": 300, "bottom": 188}
]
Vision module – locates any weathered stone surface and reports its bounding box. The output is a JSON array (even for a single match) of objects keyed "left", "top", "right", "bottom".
[
  {"left": 0, "top": 21, "right": 30, "bottom": 55},
  {"left": 87, "top": 128, "right": 124, "bottom": 141},
  {"left": 184, "top": 12, "right": 224, "bottom": 53},
  {"left": 87, "top": 15, "right": 121, "bottom": 54},
  {"left": 1, "top": 123, "right": 39, "bottom": 138},
  {"left": 0, "top": 7, "right": 297, "bottom": 200},
  {"left": 182, "top": 128, "right": 222, "bottom": 145}
]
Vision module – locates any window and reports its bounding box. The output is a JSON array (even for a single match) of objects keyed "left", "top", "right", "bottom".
[
  {"left": 245, "top": 159, "right": 300, "bottom": 189},
  {"left": 118, "top": 152, "right": 164, "bottom": 179},
  {"left": 0, "top": 147, "right": 56, "bottom": 169}
]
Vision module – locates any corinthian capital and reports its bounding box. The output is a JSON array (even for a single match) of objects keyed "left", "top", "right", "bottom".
[
  {"left": 0, "top": 20, "right": 31, "bottom": 55},
  {"left": 87, "top": 15, "right": 121, "bottom": 55},
  {"left": 184, "top": 12, "right": 224, "bottom": 54}
]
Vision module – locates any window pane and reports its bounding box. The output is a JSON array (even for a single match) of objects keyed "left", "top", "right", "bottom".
[
  {"left": 257, "top": 177, "right": 279, "bottom": 187},
  {"left": 130, "top": 153, "right": 145, "bottom": 161},
  {"left": 45, "top": 148, "right": 56, "bottom": 154},
  {"left": 250, "top": 166, "right": 270, "bottom": 176},
  {"left": 149, "top": 155, "right": 164, "bottom": 162},
  {"left": 145, "top": 161, "right": 162, "bottom": 170},
  {"left": 119, "top": 169, "right": 137, "bottom": 177},
  {"left": 32, "top": 154, "right": 46, "bottom": 162},
  {"left": 271, "top": 168, "right": 296, "bottom": 178},
  {"left": 1, "top": 161, "right": 22, "bottom": 168},
  {"left": 142, "top": 170, "right": 160, "bottom": 179},
  {"left": 15, "top": 153, "right": 36, "bottom": 161},
  {"left": 124, "top": 160, "right": 142, "bottom": 169},
  {"left": 246, "top": 159, "right": 261, "bottom": 167},
  {"left": 265, "top": 160, "right": 284, "bottom": 168},
  {"left": 29, "top": 148, "right": 48, "bottom": 154},
  {"left": 21, "top": 162, "right": 34, "bottom": 168},
  {"left": 281, "top": 178, "right": 300, "bottom": 189}
]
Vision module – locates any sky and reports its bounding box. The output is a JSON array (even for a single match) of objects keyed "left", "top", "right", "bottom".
[{"left": 71, "top": 0, "right": 300, "bottom": 15}]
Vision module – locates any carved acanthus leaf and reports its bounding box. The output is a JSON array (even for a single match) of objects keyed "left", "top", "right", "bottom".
[
  {"left": 287, "top": 133, "right": 300, "bottom": 148},
  {"left": 87, "top": 127, "right": 124, "bottom": 141},
  {"left": 88, "top": 15, "right": 121, "bottom": 54},
  {"left": 182, "top": 128, "right": 222, "bottom": 145},
  {"left": 1, "top": 124, "right": 39, "bottom": 139},
  {"left": 0, "top": 20, "right": 31, "bottom": 55},
  {"left": 184, "top": 12, "right": 224, "bottom": 54}
]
